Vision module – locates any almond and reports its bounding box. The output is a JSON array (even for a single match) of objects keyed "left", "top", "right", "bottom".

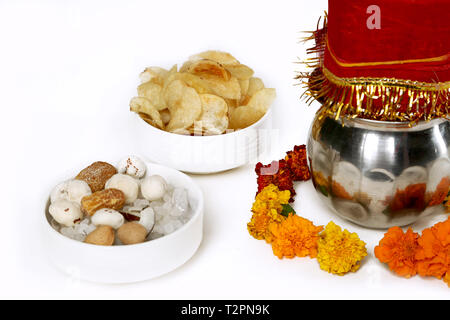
[
  {"left": 84, "top": 225, "right": 115, "bottom": 246},
  {"left": 117, "top": 222, "right": 147, "bottom": 245}
]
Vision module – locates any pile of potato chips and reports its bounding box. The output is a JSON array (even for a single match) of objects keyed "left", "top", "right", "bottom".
[{"left": 130, "top": 51, "right": 276, "bottom": 135}]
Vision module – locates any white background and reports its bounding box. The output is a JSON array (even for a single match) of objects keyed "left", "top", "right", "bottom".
[{"left": 1, "top": 0, "right": 449, "bottom": 299}]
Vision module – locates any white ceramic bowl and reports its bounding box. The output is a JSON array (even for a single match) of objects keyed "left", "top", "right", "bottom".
[
  {"left": 133, "top": 108, "right": 273, "bottom": 174},
  {"left": 42, "top": 161, "right": 204, "bottom": 284}
]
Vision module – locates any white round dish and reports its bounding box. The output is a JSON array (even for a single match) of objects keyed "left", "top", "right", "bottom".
[
  {"left": 133, "top": 107, "right": 273, "bottom": 174},
  {"left": 42, "top": 161, "right": 204, "bottom": 284}
]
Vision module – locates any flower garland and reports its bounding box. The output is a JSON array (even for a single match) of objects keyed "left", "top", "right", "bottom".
[
  {"left": 248, "top": 145, "right": 449, "bottom": 284},
  {"left": 248, "top": 145, "right": 367, "bottom": 276},
  {"left": 375, "top": 218, "right": 450, "bottom": 287}
]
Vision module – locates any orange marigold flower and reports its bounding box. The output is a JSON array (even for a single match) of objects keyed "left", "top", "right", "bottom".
[
  {"left": 269, "top": 215, "right": 323, "bottom": 259},
  {"left": 415, "top": 217, "right": 450, "bottom": 280},
  {"left": 247, "top": 184, "right": 290, "bottom": 242},
  {"left": 374, "top": 227, "right": 419, "bottom": 278},
  {"left": 247, "top": 212, "right": 273, "bottom": 241},
  {"left": 317, "top": 222, "right": 367, "bottom": 276}
]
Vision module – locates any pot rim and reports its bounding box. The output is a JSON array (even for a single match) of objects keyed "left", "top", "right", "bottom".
[{"left": 337, "top": 117, "right": 449, "bottom": 131}]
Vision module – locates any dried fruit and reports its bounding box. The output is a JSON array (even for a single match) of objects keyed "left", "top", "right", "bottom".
[
  {"left": 81, "top": 188, "right": 126, "bottom": 216},
  {"left": 75, "top": 161, "right": 118, "bottom": 193}
]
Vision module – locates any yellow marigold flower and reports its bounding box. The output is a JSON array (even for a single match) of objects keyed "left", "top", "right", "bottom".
[
  {"left": 251, "top": 184, "right": 291, "bottom": 216},
  {"left": 317, "top": 221, "right": 367, "bottom": 276},
  {"left": 269, "top": 215, "right": 323, "bottom": 259},
  {"left": 248, "top": 184, "right": 290, "bottom": 242}
]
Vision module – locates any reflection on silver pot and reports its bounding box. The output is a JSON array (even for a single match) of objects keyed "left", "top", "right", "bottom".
[{"left": 308, "top": 113, "right": 450, "bottom": 229}]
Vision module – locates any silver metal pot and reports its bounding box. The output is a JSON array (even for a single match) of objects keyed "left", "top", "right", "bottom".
[{"left": 307, "top": 113, "right": 450, "bottom": 229}]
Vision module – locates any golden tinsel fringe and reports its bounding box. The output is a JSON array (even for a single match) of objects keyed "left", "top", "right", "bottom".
[{"left": 297, "top": 16, "right": 450, "bottom": 124}]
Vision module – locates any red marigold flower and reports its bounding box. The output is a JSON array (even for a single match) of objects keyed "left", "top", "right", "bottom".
[
  {"left": 284, "top": 145, "right": 311, "bottom": 182},
  {"left": 255, "top": 160, "right": 296, "bottom": 202}
]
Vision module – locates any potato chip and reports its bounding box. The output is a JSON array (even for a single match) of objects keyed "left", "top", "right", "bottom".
[
  {"left": 131, "top": 51, "right": 276, "bottom": 135},
  {"left": 179, "top": 60, "right": 193, "bottom": 73},
  {"left": 160, "top": 109, "right": 171, "bottom": 125},
  {"left": 163, "top": 79, "right": 185, "bottom": 108},
  {"left": 166, "top": 81, "right": 202, "bottom": 132},
  {"left": 184, "top": 59, "right": 231, "bottom": 81},
  {"left": 240, "top": 77, "right": 265, "bottom": 105},
  {"left": 202, "top": 76, "right": 241, "bottom": 100},
  {"left": 163, "top": 64, "right": 178, "bottom": 86},
  {"left": 225, "top": 64, "right": 254, "bottom": 80},
  {"left": 247, "top": 88, "right": 276, "bottom": 113},
  {"left": 139, "top": 67, "right": 169, "bottom": 85},
  {"left": 137, "top": 82, "right": 166, "bottom": 110},
  {"left": 189, "top": 121, "right": 206, "bottom": 136},
  {"left": 229, "top": 105, "right": 264, "bottom": 130},
  {"left": 174, "top": 72, "right": 212, "bottom": 94},
  {"left": 247, "top": 77, "right": 265, "bottom": 97},
  {"left": 130, "top": 97, "right": 164, "bottom": 129},
  {"left": 189, "top": 50, "right": 239, "bottom": 66},
  {"left": 239, "top": 79, "right": 250, "bottom": 97},
  {"left": 224, "top": 98, "right": 238, "bottom": 109},
  {"left": 197, "top": 94, "right": 229, "bottom": 134}
]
